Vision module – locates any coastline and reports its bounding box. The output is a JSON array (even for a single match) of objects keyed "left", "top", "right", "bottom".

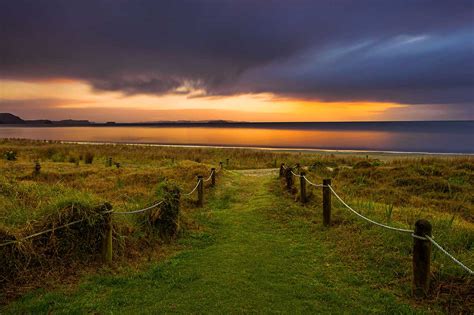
[
  {"left": 56, "top": 140, "right": 474, "bottom": 157},
  {"left": 1, "top": 120, "right": 473, "bottom": 133}
]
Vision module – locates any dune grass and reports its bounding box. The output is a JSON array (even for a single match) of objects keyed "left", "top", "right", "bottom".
[
  {"left": 0, "top": 139, "right": 472, "bottom": 313},
  {"left": 3, "top": 171, "right": 426, "bottom": 314}
]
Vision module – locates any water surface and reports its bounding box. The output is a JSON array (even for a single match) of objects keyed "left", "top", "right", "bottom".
[{"left": 0, "top": 122, "right": 472, "bottom": 153}]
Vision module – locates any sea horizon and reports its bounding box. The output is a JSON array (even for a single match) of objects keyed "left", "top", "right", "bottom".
[{"left": 1, "top": 120, "right": 472, "bottom": 154}]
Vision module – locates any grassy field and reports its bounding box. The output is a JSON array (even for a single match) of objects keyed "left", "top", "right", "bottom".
[{"left": 0, "top": 139, "right": 473, "bottom": 313}]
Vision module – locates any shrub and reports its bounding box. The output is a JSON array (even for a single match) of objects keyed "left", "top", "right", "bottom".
[
  {"left": 51, "top": 152, "right": 66, "bottom": 162},
  {"left": 3, "top": 151, "right": 17, "bottom": 161},
  {"left": 68, "top": 156, "right": 78, "bottom": 164},
  {"left": 149, "top": 182, "right": 180, "bottom": 240},
  {"left": 84, "top": 152, "right": 94, "bottom": 164},
  {"left": 353, "top": 160, "right": 372, "bottom": 169},
  {"left": 44, "top": 148, "right": 57, "bottom": 159}
]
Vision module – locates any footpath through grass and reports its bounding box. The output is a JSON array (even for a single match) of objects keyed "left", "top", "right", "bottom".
[{"left": 4, "top": 170, "right": 423, "bottom": 313}]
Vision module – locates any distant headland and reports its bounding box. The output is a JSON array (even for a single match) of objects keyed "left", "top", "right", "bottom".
[
  {"left": 0, "top": 113, "right": 91, "bottom": 126},
  {"left": 0, "top": 113, "right": 234, "bottom": 127},
  {"left": 1, "top": 113, "right": 472, "bottom": 133}
]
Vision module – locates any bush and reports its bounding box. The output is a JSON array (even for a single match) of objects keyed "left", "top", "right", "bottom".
[
  {"left": 84, "top": 152, "right": 94, "bottom": 164},
  {"left": 68, "top": 156, "right": 78, "bottom": 164},
  {"left": 353, "top": 160, "right": 372, "bottom": 169},
  {"left": 149, "top": 182, "right": 180, "bottom": 240},
  {"left": 51, "top": 152, "right": 66, "bottom": 162},
  {"left": 3, "top": 151, "right": 17, "bottom": 161}
]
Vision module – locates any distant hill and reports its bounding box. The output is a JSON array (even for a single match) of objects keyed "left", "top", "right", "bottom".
[
  {"left": 0, "top": 113, "right": 91, "bottom": 126},
  {"left": 0, "top": 113, "right": 25, "bottom": 124},
  {"left": 56, "top": 119, "right": 90, "bottom": 125}
]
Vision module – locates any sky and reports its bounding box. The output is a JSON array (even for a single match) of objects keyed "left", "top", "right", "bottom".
[{"left": 1, "top": 0, "right": 473, "bottom": 122}]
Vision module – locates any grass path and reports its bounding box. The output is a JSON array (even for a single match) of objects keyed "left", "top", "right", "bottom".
[{"left": 4, "top": 170, "right": 420, "bottom": 314}]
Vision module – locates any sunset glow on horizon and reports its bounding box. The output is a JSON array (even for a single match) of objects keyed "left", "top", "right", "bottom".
[{"left": 1, "top": 78, "right": 409, "bottom": 122}]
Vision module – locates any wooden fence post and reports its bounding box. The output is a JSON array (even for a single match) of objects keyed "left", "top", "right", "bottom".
[
  {"left": 197, "top": 176, "right": 204, "bottom": 207},
  {"left": 102, "top": 211, "right": 113, "bottom": 263},
  {"left": 219, "top": 161, "right": 223, "bottom": 170},
  {"left": 226, "top": 158, "right": 229, "bottom": 166},
  {"left": 285, "top": 168, "right": 293, "bottom": 190},
  {"left": 279, "top": 163, "right": 285, "bottom": 178},
  {"left": 300, "top": 171, "right": 307, "bottom": 203},
  {"left": 413, "top": 219, "right": 432, "bottom": 297},
  {"left": 34, "top": 161, "right": 41, "bottom": 175},
  {"left": 323, "top": 179, "right": 331, "bottom": 226},
  {"left": 211, "top": 168, "right": 216, "bottom": 187},
  {"left": 107, "top": 157, "right": 113, "bottom": 167},
  {"left": 296, "top": 163, "right": 300, "bottom": 171}
]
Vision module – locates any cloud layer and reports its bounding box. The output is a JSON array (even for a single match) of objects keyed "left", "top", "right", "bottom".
[{"left": 1, "top": 0, "right": 473, "bottom": 108}]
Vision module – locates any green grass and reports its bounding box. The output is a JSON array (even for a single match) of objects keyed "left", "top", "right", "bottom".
[{"left": 3, "top": 171, "right": 424, "bottom": 314}]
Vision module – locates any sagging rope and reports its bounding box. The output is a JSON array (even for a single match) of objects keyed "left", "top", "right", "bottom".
[
  {"left": 303, "top": 176, "right": 327, "bottom": 188},
  {"left": 328, "top": 185, "right": 415, "bottom": 234},
  {"left": 203, "top": 170, "right": 215, "bottom": 182},
  {"left": 0, "top": 219, "right": 85, "bottom": 247},
  {"left": 327, "top": 184, "right": 473, "bottom": 274},
  {"left": 287, "top": 168, "right": 325, "bottom": 187},
  {"left": 425, "top": 235, "right": 473, "bottom": 275},
  {"left": 113, "top": 200, "right": 164, "bottom": 215},
  {"left": 290, "top": 170, "right": 303, "bottom": 177},
  {"left": 183, "top": 178, "right": 202, "bottom": 196}
]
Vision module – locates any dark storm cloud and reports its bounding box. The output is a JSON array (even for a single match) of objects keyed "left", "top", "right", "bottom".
[{"left": 1, "top": 0, "right": 473, "bottom": 105}]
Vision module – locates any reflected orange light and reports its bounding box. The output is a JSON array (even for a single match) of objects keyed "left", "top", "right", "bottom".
[{"left": 0, "top": 126, "right": 394, "bottom": 150}]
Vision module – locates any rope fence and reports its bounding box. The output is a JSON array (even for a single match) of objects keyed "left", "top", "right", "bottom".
[
  {"left": 328, "top": 181, "right": 473, "bottom": 274},
  {"left": 280, "top": 161, "right": 473, "bottom": 295},
  {"left": 3, "top": 157, "right": 470, "bottom": 299},
  {"left": 0, "top": 163, "right": 223, "bottom": 250},
  {"left": 327, "top": 185, "right": 414, "bottom": 234}
]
